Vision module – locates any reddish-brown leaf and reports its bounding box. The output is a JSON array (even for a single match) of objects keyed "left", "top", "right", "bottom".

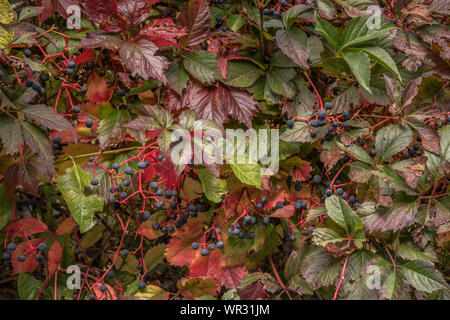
[
  {"left": 189, "top": 250, "right": 247, "bottom": 289},
  {"left": 270, "top": 204, "right": 296, "bottom": 218},
  {"left": 292, "top": 160, "right": 312, "bottom": 182},
  {"left": 11, "top": 239, "right": 46, "bottom": 274},
  {"left": 55, "top": 216, "right": 77, "bottom": 236},
  {"left": 86, "top": 72, "right": 111, "bottom": 104},
  {"left": 48, "top": 240, "right": 63, "bottom": 275},
  {"left": 179, "top": 0, "right": 210, "bottom": 46},
  {"left": 139, "top": 18, "right": 186, "bottom": 47},
  {"left": 92, "top": 282, "right": 118, "bottom": 300},
  {"left": 416, "top": 127, "right": 442, "bottom": 155},
  {"left": 5, "top": 218, "right": 49, "bottom": 237}
]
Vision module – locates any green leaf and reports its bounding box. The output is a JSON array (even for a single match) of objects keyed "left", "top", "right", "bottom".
[
  {"left": 342, "top": 50, "right": 371, "bottom": 93},
  {"left": 22, "top": 105, "right": 75, "bottom": 133},
  {"left": 317, "top": 0, "right": 336, "bottom": 20},
  {"left": 166, "top": 60, "right": 189, "bottom": 95},
  {"left": 314, "top": 11, "right": 341, "bottom": 49},
  {"left": 282, "top": 4, "right": 310, "bottom": 29},
  {"left": 229, "top": 158, "right": 262, "bottom": 189},
  {"left": 183, "top": 50, "right": 217, "bottom": 84},
  {"left": 98, "top": 109, "right": 131, "bottom": 149},
  {"left": 358, "top": 47, "right": 402, "bottom": 82},
  {"left": 379, "top": 269, "right": 403, "bottom": 300},
  {"left": 57, "top": 164, "right": 104, "bottom": 233},
  {"left": 312, "top": 228, "right": 348, "bottom": 246},
  {"left": 266, "top": 67, "right": 296, "bottom": 98},
  {"left": 18, "top": 273, "right": 47, "bottom": 300},
  {"left": 0, "top": 0, "right": 14, "bottom": 24},
  {"left": 325, "top": 195, "right": 363, "bottom": 233},
  {"left": 300, "top": 247, "right": 341, "bottom": 290},
  {"left": 398, "top": 242, "right": 437, "bottom": 262},
  {"left": 276, "top": 27, "right": 309, "bottom": 69},
  {"left": 227, "top": 14, "right": 245, "bottom": 32},
  {"left": 0, "top": 25, "right": 14, "bottom": 49},
  {"left": 0, "top": 183, "right": 12, "bottom": 229},
  {"left": 198, "top": 168, "right": 228, "bottom": 203},
  {"left": 375, "top": 124, "right": 414, "bottom": 162},
  {"left": 402, "top": 260, "right": 449, "bottom": 293},
  {"left": 439, "top": 125, "right": 450, "bottom": 161},
  {"left": 221, "top": 61, "right": 262, "bottom": 88},
  {"left": 337, "top": 141, "right": 374, "bottom": 164},
  {"left": 340, "top": 15, "right": 394, "bottom": 51},
  {"left": 0, "top": 113, "right": 23, "bottom": 155}
]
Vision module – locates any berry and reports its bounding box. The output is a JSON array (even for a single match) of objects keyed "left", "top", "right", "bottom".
[
  {"left": 294, "top": 201, "right": 302, "bottom": 210},
  {"left": 7, "top": 243, "right": 16, "bottom": 251},
  {"left": 73, "top": 106, "right": 81, "bottom": 113},
  {"left": 325, "top": 188, "right": 333, "bottom": 197},
  {"left": 341, "top": 192, "right": 347, "bottom": 199},
  {"left": 200, "top": 249, "right": 209, "bottom": 256},
  {"left": 124, "top": 167, "right": 133, "bottom": 175},
  {"left": 24, "top": 49, "right": 32, "bottom": 57},
  {"left": 107, "top": 270, "right": 115, "bottom": 278},
  {"left": 413, "top": 144, "right": 420, "bottom": 151},
  {"left": 120, "top": 192, "right": 127, "bottom": 199},
  {"left": 158, "top": 154, "right": 163, "bottom": 161},
  {"left": 150, "top": 182, "right": 158, "bottom": 189},
  {"left": 416, "top": 135, "right": 422, "bottom": 142},
  {"left": 91, "top": 178, "right": 99, "bottom": 186},
  {"left": 263, "top": 8, "right": 271, "bottom": 15},
  {"left": 137, "top": 161, "right": 148, "bottom": 169},
  {"left": 192, "top": 242, "right": 199, "bottom": 250},
  {"left": 318, "top": 110, "right": 327, "bottom": 119},
  {"left": 85, "top": 118, "right": 93, "bottom": 128},
  {"left": 121, "top": 249, "right": 129, "bottom": 257},
  {"left": 276, "top": 201, "right": 284, "bottom": 208},
  {"left": 218, "top": 25, "right": 227, "bottom": 32},
  {"left": 370, "top": 150, "right": 377, "bottom": 157},
  {"left": 138, "top": 282, "right": 146, "bottom": 289},
  {"left": 286, "top": 119, "right": 294, "bottom": 128},
  {"left": 447, "top": 114, "right": 450, "bottom": 122},
  {"left": 25, "top": 79, "right": 34, "bottom": 87},
  {"left": 66, "top": 68, "right": 74, "bottom": 75},
  {"left": 313, "top": 175, "right": 322, "bottom": 184},
  {"left": 2, "top": 253, "right": 11, "bottom": 260},
  {"left": 247, "top": 232, "right": 255, "bottom": 239},
  {"left": 18, "top": 255, "right": 26, "bottom": 262},
  {"left": 342, "top": 111, "right": 352, "bottom": 120},
  {"left": 216, "top": 241, "right": 225, "bottom": 249},
  {"left": 261, "top": 197, "right": 268, "bottom": 204},
  {"left": 216, "top": 15, "right": 223, "bottom": 23},
  {"left": 100, "top": 285, "right": 107, "bottom": 292},
  {"left": 156, "top": 189, "right": 163, "bottom": 196},
  {"left": 324, "top": 102, "right": 333, "bottom": 110},
  {"left": 67, "top": 61, "right": 76, "bottom": 69},
  {"left": 118, "top": 89, "right": 126, "bottom": 97},
  {"left": 310, "top": 131, "right": 317, "bottom": 138},
  {"left": 86, "top": 62, "right": 95, "bottom": 70},
  {"left": 123, "top": 179, "right": 130, "bottom": 186},
  {"left": 142, "top": 211, "right": 150, "bottom": 220},
  {"left": 32, "top": 82, "right": 41, "bottom": 91},
  {"left": 294, "top": 183, "right": 302, "bottom": 191},
  {"left": 41, "top": 74, "right": 49, "bottom": 82},
  {"left": 208, "top": 243, "right": 215, "bottom": 250},
  {"left": 53, "top": 136, "right": 62, "bottom": 144},
  {"left": 111, "top": 163, "right": 119, "bottom": 171},
  {"left": 263, "top": 217, "right": 271, "bottom": 226},
  {"left": 80, "top": 86, "right": 87, "bottom": 94},
  {"left": 152, "top": 222, "right": 160, "bottom": 230}
]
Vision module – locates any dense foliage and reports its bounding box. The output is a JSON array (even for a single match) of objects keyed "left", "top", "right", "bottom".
[{"left": 0, "top": 0, "right": 449, "bottom": 300}]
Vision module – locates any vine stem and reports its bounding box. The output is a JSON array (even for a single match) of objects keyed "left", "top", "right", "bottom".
[
  {"left": 333, "top": 254, "right": 349, "bottom": 300},
  {"left": 268, "top": 254, "right": 293, "bottom": 300}
]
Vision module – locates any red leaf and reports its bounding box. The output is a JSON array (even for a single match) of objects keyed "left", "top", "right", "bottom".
[
  {"left": 238, "top": 281, "right": 267, "bottom": 300},
  {"left": 270, "top": 204, "right": 295, "bottom": 218},
  {"left": 292, "top": 160, "right": 312, "bottom": 182},
  {"left": 209, "top": 40, "right": 244, "bottom": 79},
  {"left": 86, "top": 72, "right": 111, "bottom": 104},
  {"left": 165, "top": 216, "right": 207, "bottom": 266},
  {"left": 119, "top": 39, "right": 169, "bottom": 83},
  {"left": 55, "top": 216, "right": 77, "bottom": 236},
  {"left": 179, "top": 0, "right": 210, "bottom": 46},
  {"left": 5, "top": 218, "right": 49, "bottom": 237},
  {"left": 117, "top": 0, "right": 152, "bottom": 26},
  {"left": 139, "top": 18, "right": 186, "bottom": 47},
  {"left": 138, "top": 220, "right": 162, "bottom": 240},
  {"left": 11, "top": 239, "right": 46, "bottom": 274},
  {"left": 156, "top": 155, "right": 178, "bottom": 190},
  {"left": 92, "top": 282, "right": 118, "bottom": 300},
  {"left": 75, "top": 49, "right": 94, "bottom": 65},
  {"left": 189, "top": 250, "right": 247, "bottom": 289},
  {"left": 186, "top": 82, "right": 258, "bottom": 128},
  {"left": 81, "top": 0, "right": 125, "bottom": 32},
  {"left": 48, "top": 241, "right": 63, "bottom": 275}
]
